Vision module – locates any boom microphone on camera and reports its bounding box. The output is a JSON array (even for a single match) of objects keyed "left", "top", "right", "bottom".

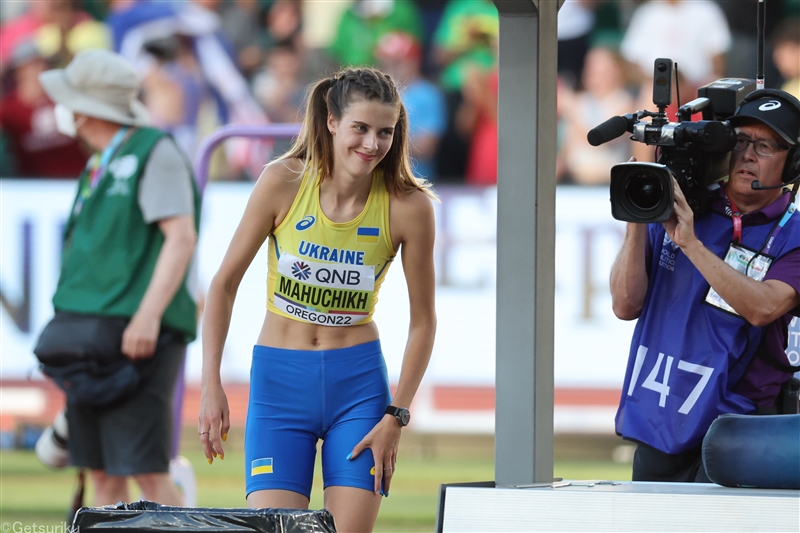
[{"left": 587, "top": 115, "right": 634, "bottom": 146}]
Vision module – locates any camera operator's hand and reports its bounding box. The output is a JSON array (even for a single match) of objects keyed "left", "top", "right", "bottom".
[{"left": 663, "top": 177, "right": 700, "bottom": 250}]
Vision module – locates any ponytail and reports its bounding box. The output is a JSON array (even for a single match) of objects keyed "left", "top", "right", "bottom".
[{"left": 275, "top": 76, "right": 335, "bottom": 179}]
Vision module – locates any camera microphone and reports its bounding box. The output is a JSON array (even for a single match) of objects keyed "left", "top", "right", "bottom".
[{"left": 587, "top": 115, "right": 632, "bottom": 146}]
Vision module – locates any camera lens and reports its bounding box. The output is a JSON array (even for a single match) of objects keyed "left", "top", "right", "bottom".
[
  {"left": 35, "top": 409, "right": 69, "bottom": 469},
  {"left": 611, "top": 162, "right": 674, "bottom": 223},
  {"left": 625, "top": 172, "right": 664, "bottom": 211}
]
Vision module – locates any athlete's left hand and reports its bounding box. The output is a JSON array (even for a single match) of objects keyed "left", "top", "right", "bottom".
[{"left": 348, "top": 415, "right": 401, "bottom": 496}]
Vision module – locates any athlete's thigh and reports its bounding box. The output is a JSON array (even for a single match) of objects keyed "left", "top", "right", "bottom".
[
  {"left": 245, "top": 345, "right": 322, "bottom": 498},
  {"left": 320, "top": 342, "right": 391, "bottom": 493},
  {"left": 247, "top": 489, "right": 309, "bottom": 509},
  {"left": 321, "top": 414, "right": 383, "bottom": 493},
  {"left": 245, "top": 422, "right": 318, "bottom": 498},
  {"left": 324, "top": 485, "right": 381, "bottom": 533}
]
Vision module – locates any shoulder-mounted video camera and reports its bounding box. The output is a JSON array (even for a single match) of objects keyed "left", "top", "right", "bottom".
[{"left": 588, "top": 58, "right": 756, "bottom": 223}]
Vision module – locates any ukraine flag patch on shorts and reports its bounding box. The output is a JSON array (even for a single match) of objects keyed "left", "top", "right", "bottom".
[
  {"left": 251, "top": 457, "right": 273, "bottom": 475},
  {"left": 356, "top": 227, "right": 380, "bottom": 244}
]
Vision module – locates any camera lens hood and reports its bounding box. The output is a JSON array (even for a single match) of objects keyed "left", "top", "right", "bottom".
[{"left": 610, "top": 162, "right": 675, "bottom": 223}]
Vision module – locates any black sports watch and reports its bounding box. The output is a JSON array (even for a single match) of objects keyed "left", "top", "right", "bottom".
[{"left": 385, "top": 405, "right": 410, "bottom": 427}]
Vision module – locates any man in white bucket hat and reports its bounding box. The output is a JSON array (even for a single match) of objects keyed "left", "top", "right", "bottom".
[{"left": 37, "top": 49, "right": 200, "bottom": 506}]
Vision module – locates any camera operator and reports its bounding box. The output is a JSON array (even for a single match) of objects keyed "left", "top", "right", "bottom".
[{"left": 610, "top": 89, "right": 800, "bottom": 482}]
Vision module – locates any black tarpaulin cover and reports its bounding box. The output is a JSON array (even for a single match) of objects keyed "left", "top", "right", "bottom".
[{"left": 72, "top": 500, "right": 337, "bottom": 532}]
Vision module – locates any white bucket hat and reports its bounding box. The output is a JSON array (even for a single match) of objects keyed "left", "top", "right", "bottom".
[{"left": 39, "top": 49, "right": 149, "bottom": 126}]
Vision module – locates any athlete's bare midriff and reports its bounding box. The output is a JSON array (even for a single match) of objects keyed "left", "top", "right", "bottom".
[{"left": 257, "top": 311, "right": 381, "bottom": 350}]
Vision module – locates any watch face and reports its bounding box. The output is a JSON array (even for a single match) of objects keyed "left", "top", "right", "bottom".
[{"left": 399, "top": 409, "right": 410, "bottom": 426}]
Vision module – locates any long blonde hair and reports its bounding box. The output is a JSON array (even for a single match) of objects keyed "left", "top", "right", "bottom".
[{"left": 277, "top": 67, "right": 437, "bottom": 200}]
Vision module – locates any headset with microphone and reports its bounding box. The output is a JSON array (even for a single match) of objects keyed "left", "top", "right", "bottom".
[
  {"left": 728, "top": 88, "right": 800, "bottom": 191},
  {"left": 751, "top": 178, "right": 799, "bottom": 191}
]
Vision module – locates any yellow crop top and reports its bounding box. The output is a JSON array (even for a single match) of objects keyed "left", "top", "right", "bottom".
[{"left": 266, "top": 166, "right": 395, "bottom": 326}]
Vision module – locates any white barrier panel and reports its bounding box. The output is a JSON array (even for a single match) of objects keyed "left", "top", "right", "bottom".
[
  {"left": 1, "top": 180, "right": 636, "bottom": 391},
  {"left": 438, "top": 483, "right": 800, "bottom": 532}
]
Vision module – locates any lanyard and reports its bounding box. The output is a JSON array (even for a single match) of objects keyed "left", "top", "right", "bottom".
[
  {"left": 75, "top": 127, "right": 129, "bottom": 214},
  {"left": 726, "top": 192, "right": 742, "bottom": 245},
  {"left": 761, "top": 203, "right": 796, "bottom": 256}
]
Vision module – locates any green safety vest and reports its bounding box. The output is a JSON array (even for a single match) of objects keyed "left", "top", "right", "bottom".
[{"left": 53, "top": 127, "right": 200, "bottom": 343}]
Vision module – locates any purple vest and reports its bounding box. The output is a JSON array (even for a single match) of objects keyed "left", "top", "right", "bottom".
[{"left": 616, "top": 201, "right": 800, "bottom": 454}]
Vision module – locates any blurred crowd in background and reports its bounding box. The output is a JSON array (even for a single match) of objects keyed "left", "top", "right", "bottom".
[{"left": 1, "top": 0, "right": 799, "bottom": 185}]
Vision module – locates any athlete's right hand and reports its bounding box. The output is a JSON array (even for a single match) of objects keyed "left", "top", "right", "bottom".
[{"left": 199, "top": 383, "right": 230, "bottom": 464}]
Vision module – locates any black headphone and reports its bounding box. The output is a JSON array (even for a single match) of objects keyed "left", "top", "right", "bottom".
[{"left": 733, "top": 88, "right": 800, "bottom": 184}]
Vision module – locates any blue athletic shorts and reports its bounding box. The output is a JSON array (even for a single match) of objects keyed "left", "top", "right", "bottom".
[{"left": 244, "top": 339, "right": 392, "bottom": 498}]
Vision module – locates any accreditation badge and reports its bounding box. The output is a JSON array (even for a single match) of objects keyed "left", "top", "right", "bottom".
[{"left": 704, "top": 243, "right": 772, "bottom": 315}]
